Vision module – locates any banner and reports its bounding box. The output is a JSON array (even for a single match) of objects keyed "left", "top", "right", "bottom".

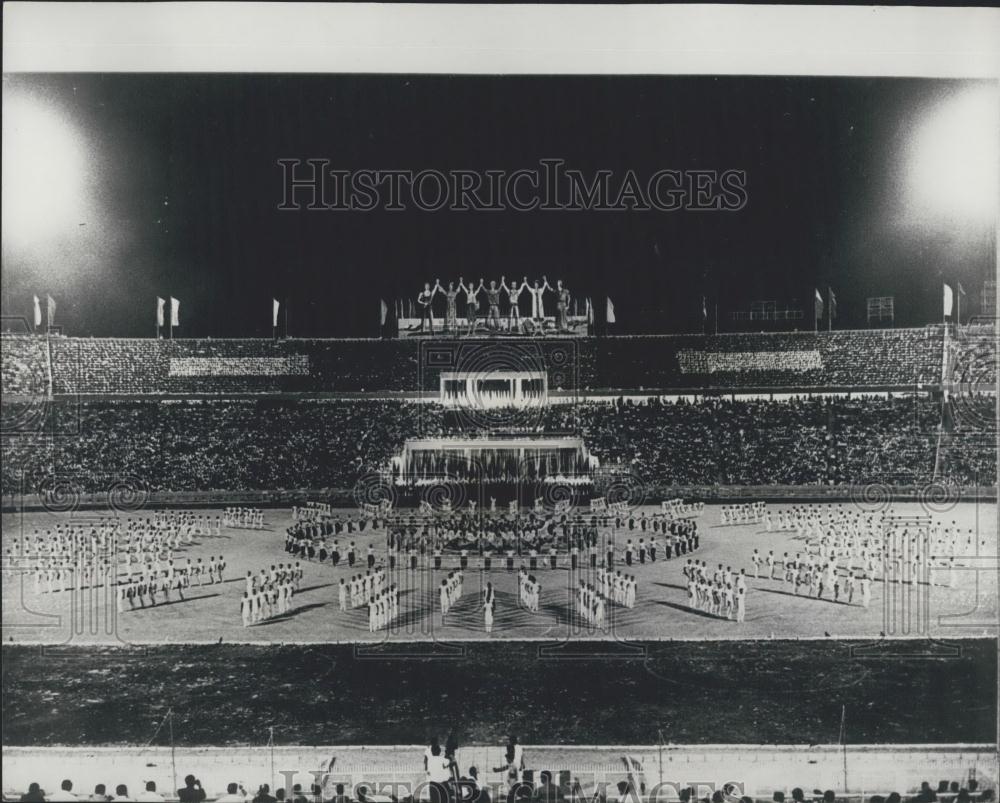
[
  {"left": 170, "top": 296, "right": 180, "bottom": 327},
  {"left": 828, "top": 288, "right": 837, "bottom": 320},
  {"left": 814, "top": 288, "right": 823, "bottom": 319},
  {"left": 156, "top": 297, "right": 165, "bottom": 328},
  {"left": 46, "top": 294, "right": 56, "bottom": 327},
  {"left": 380, "top": 298, "right": 388, "bottom": 326},
  {"left": 272, "top": 298, "right": 280, "bottom": 328},
  {"left": 32, "top": 295, "right": 41, "bottom": 327},
  {"left": 607, "top": 296, "right": 616, "bottom": 324},
  {"left": 943, "top": 283, "right": 953, "bottom": 317}
]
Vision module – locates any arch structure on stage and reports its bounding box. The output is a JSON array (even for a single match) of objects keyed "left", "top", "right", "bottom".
[{"left": 440, "top": 370, "right": 547, "bottom": 408}]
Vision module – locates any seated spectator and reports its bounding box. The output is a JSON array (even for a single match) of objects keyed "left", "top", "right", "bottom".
[
  {"left": 19, "top": 783, "right": 45, "bottom": 803},
  {"left": 178, "top": 775, "right": 207, "bottom": 803},
  {"left": 48, "top": 779, "right": 78, "bottom": 801},
  {"left": 217, "top": 782, "right": 248, "bottom": 802},
  {"left": 136, "top": 781, "right": 166, "bottom": 802},
  {"left": 253, "top": 784, "right": 278, "bottom": 803}
]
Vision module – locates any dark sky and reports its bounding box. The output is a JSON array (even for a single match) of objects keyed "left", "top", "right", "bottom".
[{"left": 1, "top": 73, "right": 995, "bottom": 336}]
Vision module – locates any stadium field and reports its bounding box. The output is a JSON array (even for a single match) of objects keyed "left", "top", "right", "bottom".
[
  {"left": 1, "top": 640, "right": 996, "bottom": 746},
  {"left": 2, "top": 502, "right": 996, "bottom": 644}
]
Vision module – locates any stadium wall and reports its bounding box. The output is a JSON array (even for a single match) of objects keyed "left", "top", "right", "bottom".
[{"left": 2, "top": 744, "right": 995, "bottom": 801}]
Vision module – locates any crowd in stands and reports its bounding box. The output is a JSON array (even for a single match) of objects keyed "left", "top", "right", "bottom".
[
  {"left": 1, "top": 335, "right": 48, "bottom": 395},
  {"left": 1, "top": 327, "right": 957, "bottom": 396},
  {"left": 9, "top": 772, "right": 992, "bottom": 803},
  {"left": 2, "top": 395, "right": 994, "bottom": 500}
]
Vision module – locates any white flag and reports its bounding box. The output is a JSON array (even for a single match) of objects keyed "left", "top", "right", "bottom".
[
  {"left": 273, "top": 298, "right": 280, "bottom": 328},
  {"left": 607, "top": 297, "right": 616, "bottom": 324},
  {"left": 33, "top": 295, "right": 42, "bottom": 327},
  {"left": 156, "top": 297, "right": 165, "bottom": 327},
  {"left": 170, "top": 296, "right": 180, "bottom": 327},
  {"left": 943, "top": 284, "right": 953, "bottom": 317}
]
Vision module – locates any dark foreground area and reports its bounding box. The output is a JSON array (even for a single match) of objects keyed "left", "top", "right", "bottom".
[{"left": 2, "top": 640, "right": 995, "bottom": 746}]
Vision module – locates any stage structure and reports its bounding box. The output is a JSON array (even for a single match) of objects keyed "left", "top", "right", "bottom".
[
  {"left": 397, "top": 314, "right": 589, "bottom": 338},
  {"left": 387, "top": 436, "right": 598, "bottom": 506},
  {"left": 439, "top": 370, "right": 546, "bottom": 408}
]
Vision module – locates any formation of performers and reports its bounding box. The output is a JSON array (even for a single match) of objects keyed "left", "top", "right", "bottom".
[
  {"left": 439, "top": 569, "right": 465, "bottom": 615},
  {"left": 341, "top": 567, "right": 390, "bottom": 610},
  {"left": 4, "top": 513, "right": 230, "bottom": 598},
  {"left": 240, "top": 563, "right": 302, "bottom": 626},
  {"left": 576, "top": 570, "right": 638, "bottom": 627},
  {"left": 720, "top": 502, "right": 767, "bottom": 526},
  {"left": 223, "top": 506, "right": 265, "bottom": 529},
  {"left": 748, "top": 506, "right": 976, "bottom": 605},
  {"left": 368, "top": 585, "right": 400, "bottom": 632},
  {"left": 118, "top": 556, "right": 227, "bottom": 612},
  {"left": 684, "top": 560, "right": 748, "bottom": 622},
  {"left": 576, "top": 581, "right": 607, "bottom": 627},
  {"left": 517, "top": 567, "right": 541, "bottom": 612},
  {"left": 416, "top": 275, "right": 575, "bottom": 335}
]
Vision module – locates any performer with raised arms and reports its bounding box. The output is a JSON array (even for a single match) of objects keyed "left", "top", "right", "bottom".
[
  {"left": 501, "top": 276, "right": 528, "bottom": 332},
  {"left": 417, "top": 280, "right": 439, "bottom": 334},
  {"left": 459, "top": 276, "right": 484, "bottom": 336},
  {"left": 527, "top": 276, "right": 552, "bottom": 325}
]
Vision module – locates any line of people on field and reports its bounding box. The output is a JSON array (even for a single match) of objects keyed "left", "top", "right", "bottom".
[
  {"left": 240, "top": 563, "right": 301, "bottom": 626},
  {"left": 439, "top": 570, "right": 465, "bottom": 615},
  {"left": 223, "top": 506, "right": 265, "bottom": 530},
  {"left": 683, "top": 560, "right": 747, "bottom": 622},
  {"left": 517, "top": 567, "right": 540, "bottom": 612}
]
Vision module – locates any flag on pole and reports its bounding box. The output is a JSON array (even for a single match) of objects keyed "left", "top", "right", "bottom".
[
  {"left": 379, "top": 299, "right": 388, "bottom": 326},
  {"left": 33, "top": 295, "right": 42, "bottom": 328},
  {"left": 702, "top": 295, "right": 708, "bottom": 320},
  {"left": 943, "top": 283, "right": 954, "bottom": 317},
  {"left": 170, "top": 297, "right": 180, "bottom": 327},
  {"left": 814, "top": 288, "right": 824, "bottom": 320},
  {"left": 46, "top": 295, "right": 56, "bottom": 327},
  {"left": 958, "top": 282, "right": 966, "bottom": 297},
  {"left": 273, "top": 298, "right": 281, "bottom": 328},
  {"left": 586, "top": 297, "right": 595, "bottom": 324},
  {"left": 829, "top": 288, "right": 837, "bottom": 320},
  {"left": 607, "top": 297, "right": 616, "bottom": 324},
  {"left": 156, "top": 297, "right": 165, "bottom": 328}
]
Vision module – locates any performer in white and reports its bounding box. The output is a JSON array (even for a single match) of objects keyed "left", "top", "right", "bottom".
[{"left": 527, "top": 276, "right": 552, "bottom": 322}]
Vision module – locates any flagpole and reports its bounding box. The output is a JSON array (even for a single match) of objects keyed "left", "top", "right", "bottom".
[
  {"left": 827, "top": 286, "right": 832, "bottom": 332},
  {"left": 957, "top": 285, "right": 961, "bottom": 327}
]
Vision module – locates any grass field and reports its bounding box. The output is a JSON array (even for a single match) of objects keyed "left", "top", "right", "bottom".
[
  {"left": 1, "top": 640, "right": 995, "bottom": 746},
  {"left": 2, "top": 502, "right": 996, "bottom": 644}
]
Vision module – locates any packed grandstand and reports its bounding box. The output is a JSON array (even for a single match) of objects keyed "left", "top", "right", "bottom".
[{"left": 0, "top": 327, "right": 995, "bottom": 504}]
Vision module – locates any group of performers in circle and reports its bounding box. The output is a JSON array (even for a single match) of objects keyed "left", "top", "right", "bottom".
[{"left": 417, "top": 275, "right": 574, "bottom": 335}]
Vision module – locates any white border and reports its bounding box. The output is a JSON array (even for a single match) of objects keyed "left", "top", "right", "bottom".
[{"left": 3, "top": 3, "right": 1000, "bottom": 77}]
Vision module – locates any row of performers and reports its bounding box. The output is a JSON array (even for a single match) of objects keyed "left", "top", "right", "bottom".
[
  {"left": 386, "top": 517, "right": 699, "bottom": 557},
  {"left": 289, "top": 509, "right": 699, "bottom": 542},
  {"left": 415, "top": 276, "right": 575, "bottom": 334}
]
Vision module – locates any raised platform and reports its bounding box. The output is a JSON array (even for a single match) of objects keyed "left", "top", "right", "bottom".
[{"left": 397, "top": 315, "right": 590, "bottom": 338}]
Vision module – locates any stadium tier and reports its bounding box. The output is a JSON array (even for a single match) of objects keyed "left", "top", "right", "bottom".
[
  {"left": 1, "top": 396, "right": 994, "bottom": 498},
  {"left": 0, "top": 327, "right": 956, "bottom": 396}
]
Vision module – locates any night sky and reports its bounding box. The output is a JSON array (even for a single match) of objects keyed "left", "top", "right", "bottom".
[{"left": 1, "top": 73, "right": 996, "bottom": 337}]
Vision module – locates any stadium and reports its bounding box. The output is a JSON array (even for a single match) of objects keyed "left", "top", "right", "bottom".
[
  {"left": 2, "top": 55, "right": 999, "bottom": 803},
  {"left": 2, "top": 324, "right": 998, "bottom": 799}
]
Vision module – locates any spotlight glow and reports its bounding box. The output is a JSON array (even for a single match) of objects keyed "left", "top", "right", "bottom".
[
  {"left": 907, "top": 86, "right": 999, "bottom": 223},
  {"left": 2, "top": 92, "right": 91, "bottom": 250}
]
